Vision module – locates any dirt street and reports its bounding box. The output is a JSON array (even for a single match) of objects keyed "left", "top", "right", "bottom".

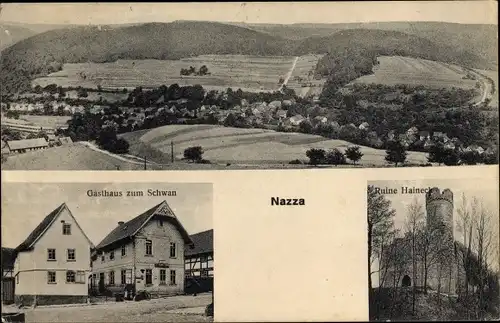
[{"left": 6, "top": 293, "right": 213, "bottom": 323}]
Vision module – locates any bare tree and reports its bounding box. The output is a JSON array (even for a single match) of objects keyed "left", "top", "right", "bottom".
[
  {"left": 456, "top": 193, "right": 475, "bottom": 297},
  {"left": 405, "top": 198, "right": 425, "bottom": 314},
  {"left": 472, "top": 199, "right": 494, "bottom": 318},
  {"left": 367, "top": 185, "right": 396, "bottom": 292}
]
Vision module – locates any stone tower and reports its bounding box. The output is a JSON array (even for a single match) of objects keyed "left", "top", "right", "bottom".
[{"left": 425, "top": 187, "right": 454, "bottom": 242}]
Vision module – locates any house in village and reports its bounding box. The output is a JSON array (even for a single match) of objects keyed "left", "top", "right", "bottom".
[
  {"left": 13, "top": 203, "right": 94, "bottom": 306},
  {"left": 2, "top": 248, "right": 16, "bottom": 304},
  {"left": 7, "top": 138, "right": 49, "bottom": 154},
  {"left": 90, "top": 201, "right": 194, "bottom": 298},
  {"left": 287, "top": 115, "right": 306, "bottom": 126},
  {"left": 418, "top": 131, "right": 431, "bottom": 141},
  {"left": 185, "top": 229, "right": 214, "bottom": 294},
  {"left": 358, "top": 122, "right": 370, "bottom": 131}
]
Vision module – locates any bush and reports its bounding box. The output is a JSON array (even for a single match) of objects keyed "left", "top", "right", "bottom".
[
  {"left": 197, "top": 159, "right": 211, "bottom": 164},
  {"left": 326, "top": 148, "right": 346, "bottom": 166},
  {"left": 345, "top": 146, "right": 363, "bottom": 164},
  {"left": 289, "top": 159, "right": 303, "bottom": 165},
  {"left": 306, "top": 148, "right": 326, "bottom": 165},
  {"left": 184, "top": 146, "right": 204, "bottom": 162}
]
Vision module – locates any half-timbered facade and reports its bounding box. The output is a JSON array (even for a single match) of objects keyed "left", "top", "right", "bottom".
[
  {"left": 91, "top": 200, "right": 194, "bottom": 297},
  {"left": 2, "top": 248, "right": 16, "bottom": 304},
  {"left": 185, "top": 229, "right": 213, "bottom": 294}
]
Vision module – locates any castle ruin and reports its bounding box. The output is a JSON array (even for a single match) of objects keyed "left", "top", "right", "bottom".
[{"left": 380, "top": 187, "right": 462, "bottom": 294}]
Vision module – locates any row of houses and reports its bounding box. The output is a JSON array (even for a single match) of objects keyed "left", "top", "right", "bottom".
[
  {"left": 3, "top": 101, "right": 85, "bottom": 114},
  {"left": 1, "top": 200, "right": 213, "bottom": 306}
]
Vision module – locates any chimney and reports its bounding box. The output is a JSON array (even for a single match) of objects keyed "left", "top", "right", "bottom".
[{"left": 118, "top": 221, "right": 125, "bottom": 226}]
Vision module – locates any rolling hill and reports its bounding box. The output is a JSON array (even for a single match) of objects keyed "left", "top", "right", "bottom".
[
  {"left": 119, "top": 124, "right": 429, "bottom": 166},
  {"left": 0, "top": 20, "right": 495, "bottom": 94},
  {"left": 235, "top": 21, "right": 498, "bottom": 68},
  {"left": 0, "top": 23, "right": 36, "bottom": 50}
]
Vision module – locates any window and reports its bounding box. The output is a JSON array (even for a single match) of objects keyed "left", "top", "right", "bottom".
[
  {"left": 121, "top": 245, "right": 126, "bottom": 257},
  {"left": 16, "top": 275, "right": 19, "bottom": 284},
  {"left": 169, "top": 242, "right": 176, "bottom": 258},
  {"left": 67, "top": 249, "right": 75, "bottom": 261},
  {"left": 109, "top": 271, "right": 115, "bottom": 285},
  {"left": 145, "top": 240, "right": 152, "bottom": 256},
  {"left": 47, "top": 271, "right": 56, "bottom": 284},
  {"left": 121, "top": 270, "right": 127, "bottom": 285},
  {"left": 159, "top": 220, "right": 164, "bottom": 227},
  {"left": 47, "top": 248, "right": 56, "bottom": 261},
  {"left": 101, "top": 254, "right": 105, "bottom": 262},
  {"left": 145, "top": 269, "right": 152, "bottom": 285},
  {"left": 66, "top": 271, "right": 76, "bottom": 283},
  {"left": 62, "top": 223, "right": 71, "bottom": 235},
  {"left": 169, "top": 270, "right": 176, "bottom": 285},
  {"left": 160, "top": 269, "right": 166, "bottom": 285},
  {"left": 76, "top": 271, "right": 85, "bottom": 284},
  {"left": 110, "top": 251, "right": 115, "bottom": 260}
]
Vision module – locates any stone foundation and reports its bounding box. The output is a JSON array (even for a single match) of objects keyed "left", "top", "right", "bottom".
[{"left": 15, "top": 294, "right": 88, "bottom": 306}]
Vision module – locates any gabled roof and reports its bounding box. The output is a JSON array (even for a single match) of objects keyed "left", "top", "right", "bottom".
[
  {"left": 1, "top": 247, "right": 16, "bottom": 269},
  {"left": 15, "top": 203, "right": 94, "bottom": 252},
  {"left": 186, "top": 229, "right": 213, "bottom": 257},
  {"left": 95, "top": 200, "right": 194, "bottom": 250},
  {"left": 7, "top": 138, "right": 48, "bottom": 151}
]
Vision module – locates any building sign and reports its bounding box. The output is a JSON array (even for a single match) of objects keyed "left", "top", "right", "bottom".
[
  {"left": 156, "top": 204, "right": 173, "bottom": 216},
  {"left": 154, "top": 263, "right": 169, "bottom": 268}
]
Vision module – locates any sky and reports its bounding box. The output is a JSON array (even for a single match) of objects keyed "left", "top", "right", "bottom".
[
  {"left": 369, "top": 178, "right": 499, "bottom": 286},
  {"left": 0, "top": 2, "right": 497, "bottom": 25},
  {"left": 1, "top": 182, "right": 213, "bottom": 248}
]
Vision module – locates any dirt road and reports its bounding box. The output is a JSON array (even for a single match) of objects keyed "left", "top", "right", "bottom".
[{"left": 10, "top": 293, "right": 213, "bottom": 323}]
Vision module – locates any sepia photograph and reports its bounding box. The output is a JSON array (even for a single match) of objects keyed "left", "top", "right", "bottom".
[
  {"left": 367, "top": 179, "right": 499, "bottom": 321},
  {"left": 0, "top": 2, "right": 497, "bottom": 170},
  {"left": 1, "top": 182, "right": 214, "bottom": 323}
]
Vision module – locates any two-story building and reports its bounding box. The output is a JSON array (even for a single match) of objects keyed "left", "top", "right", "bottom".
[
  {"left": 91, "top": 200, "right": 194, "bottom": 297},
  {"left": 13, "top": 203, "right": 94, "bottom": 306}
]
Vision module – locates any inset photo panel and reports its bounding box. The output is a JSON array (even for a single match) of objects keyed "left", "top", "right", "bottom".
[
  {"left": 1, "top": 182, "right": 214, "bottom": 323},
  {"left": 367, "top": 179, "right": 499, "bottom": 321}
]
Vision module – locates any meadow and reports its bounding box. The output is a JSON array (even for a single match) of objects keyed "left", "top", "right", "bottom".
[
  {"left": 286, "top": 54, "right": 327, "bottom": 97},
  {"left": 351, "top": 56, "right": 478, "bottom": 90},
  {"left": 32, "top": 55, "right": 318, "bottom": 93},
  {"left": 20, "top": 115, "right": 71, "bottom": 129},
  {"left": 120, "top": 124, "right": 429, "bottom": 166}
]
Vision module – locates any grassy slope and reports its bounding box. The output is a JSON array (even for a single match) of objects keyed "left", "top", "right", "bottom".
[
  {"left": 0, "top": 24, "right": 36, "bottom": 50},
  {"left": 1, "top": 21, "right": 493, "bottom": 93},
  {"left": 120, "top": 125, "right": 428, "bottom": 166},
  {"left": 1, "top": 143, "right": 149, "bottom": 170}
]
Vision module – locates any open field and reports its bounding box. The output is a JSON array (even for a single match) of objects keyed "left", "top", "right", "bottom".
[
  {"left": 1, "top": 143, "right": 155, "bottom": 170},
  {"left": 286, "top": 54, "right": 327, "bottom": 97},
  {"left": 351, "top": 56, "right": 479, "bottom": 90},
  {"left": 120, "top": 125, "right": 429, "bottom": 166},
  {"left": 32, "top": 55, "right": 320, "bottom": 93}
]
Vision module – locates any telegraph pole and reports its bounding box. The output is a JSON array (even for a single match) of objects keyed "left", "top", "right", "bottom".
[{"left": 171, "top": 141, "right": 174, "bottom": 163}]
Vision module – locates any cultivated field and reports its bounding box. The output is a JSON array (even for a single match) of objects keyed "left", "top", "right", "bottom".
[
  {"left": 286, "top": 54, "right": 327, "bottom": 97},
  {"left": 121, "top": 124, "right": 429, "bottom": 166},
  {"left": 351, "top": 56, "right": 479, "bottom": 90},
  {"left": 33, "top": 55, "right": 322, "bottom": 93}
]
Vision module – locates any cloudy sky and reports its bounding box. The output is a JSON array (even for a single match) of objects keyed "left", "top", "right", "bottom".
[
  {"left": 1, "top": 182, "right": 213, "bottom": 248},
  {"left": 0, "top": 2, "right": 496, "bottom": 25}
]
